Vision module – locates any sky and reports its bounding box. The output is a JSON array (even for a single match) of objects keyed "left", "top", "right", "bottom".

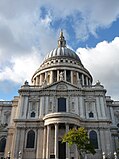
[{"left": 0, "top": 0, "right": 119, "bottom": 101}]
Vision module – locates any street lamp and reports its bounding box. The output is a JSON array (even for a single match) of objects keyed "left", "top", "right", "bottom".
[
  {"left": 114, "top": 152, "right": 117, "bottom": 159},
  {"left": 7, "top": 151, "right": 10, "bottom": 159},
  {"left": 18, "top": 151, "right": 22, "bottom": 159},
  {"left": 102, "top": 152, "right": 106, "bottom": 159}
]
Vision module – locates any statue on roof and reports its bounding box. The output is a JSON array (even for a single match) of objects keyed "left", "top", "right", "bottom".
[{"left": 59, "top": 71, "right": 64, "bottom": 80}]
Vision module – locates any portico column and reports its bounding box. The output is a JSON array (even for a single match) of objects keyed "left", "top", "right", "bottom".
[
  {"left": 46, "top": 125, "right": 50, "bottom": 159},
  {"left": 75, "top": 145, "right": 79, "bottom": 158},
  {"left": 43, "top": 126, "right": 47, "bottom": 158},
  {"left": 54, "top": 124, "right": 58, "bottom": 159},
  {"left": 74, "top": 126, "right": 79, "bottom": 158},
  {"left": 66, "top": 124, "right": 70, "bottom": 159}
]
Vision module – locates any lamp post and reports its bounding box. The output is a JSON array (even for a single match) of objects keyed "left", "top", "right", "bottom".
[
  {"left": 102, "top": 152, "right": 106, "bottom": 159},
  {"left": 7, "top": 151, "right": 10, "bottom": 159},
  {"left": 18, "top": 151, "right": 22, "bottom": 159},
  {"left": 114, "top": 152, "right": 117, "bottom": 159}
]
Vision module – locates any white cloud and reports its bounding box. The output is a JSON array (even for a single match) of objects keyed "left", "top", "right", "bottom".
[
  {"left": 0, "top": 0, "right": 119, "bottom": 42},
  {"left": 76, "top": 37, "right": 119, "bottom": 100},
  {"left": 39, "top": 0, "right": 119, "bottom": 40},
  {"left": 0, "top": 48, "right": 41, "bottom": 84}
]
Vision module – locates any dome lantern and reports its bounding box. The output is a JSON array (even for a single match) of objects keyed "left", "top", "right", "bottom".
[{"left": 58, "top": 30, "right": 66, "bottom": 47}]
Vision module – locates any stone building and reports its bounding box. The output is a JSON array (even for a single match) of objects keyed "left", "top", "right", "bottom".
[{"left": 0, "top": 31, "right": 119, "bottom": 159}]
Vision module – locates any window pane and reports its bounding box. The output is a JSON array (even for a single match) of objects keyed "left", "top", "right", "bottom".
[
  {"left": 89, "top": 112, "right": 94, "bottom": 118},
  {"left": 31, "top": 112, "right": 35, "bottom": 118},
  {"left": 0, "top": 138, "right": 6, "bottom": 152},
  {"left": 66, "top": 70, "right": 71, "bottom": 82},
  {"left": 26, "top": 130, "right": 35, "bottom": 148},
  {"left": 89, "top": 131, "right": 98, "bottom": 149},
  {"left": 58, "top": 98, "right": 66, "bottom": 112}
]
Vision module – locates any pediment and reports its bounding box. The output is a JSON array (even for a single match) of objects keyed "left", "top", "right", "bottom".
[{"left": 43, "top": 80, "right": 79, "bottom": 91}]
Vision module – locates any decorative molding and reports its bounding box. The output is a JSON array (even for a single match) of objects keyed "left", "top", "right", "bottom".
[{"left": 56, "top": 83, "right": 68, "bottom": 90}]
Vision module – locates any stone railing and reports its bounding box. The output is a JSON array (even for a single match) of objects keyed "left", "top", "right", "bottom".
[{"left": 0, "top": 101, "right": 12, "bottom": 105}]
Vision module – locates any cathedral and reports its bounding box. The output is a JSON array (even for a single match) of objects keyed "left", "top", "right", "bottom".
[{"left": 0, "top": 31, "right": 119, "bottom": 159}]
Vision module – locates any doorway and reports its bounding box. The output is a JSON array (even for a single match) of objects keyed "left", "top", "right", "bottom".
[{"left": 58, "top": 141, "right": 66, "bottom": 159}]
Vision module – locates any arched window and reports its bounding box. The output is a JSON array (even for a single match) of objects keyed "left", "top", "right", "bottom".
[
  {"left": 26, "top": 130, "right": 35, "bottom": 148},
  {"left": 58, "top": 98, "right": 66, "bottom": 112},
  {"left": 30, "top": 111, "right": 35, "bottom": 118},
  {"left": 89, "top": 112, "right": 94, "bottom": 118},
  {"left": 89, "top": 130, "right": 98, "bottom": 149},
  {"left": 0, "top": 138, "right": 6, "bottom": 152}
]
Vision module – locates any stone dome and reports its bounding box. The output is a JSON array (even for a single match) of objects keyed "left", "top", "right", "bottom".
[
  {"left": 44, "top": 47, "right": 81, "bottom": 62},
  {"left": 31, "top": 31, "right": 93, "bottom": 86},
  {"left": 43, "top": 31, "right": 82, "bottom": 65}
]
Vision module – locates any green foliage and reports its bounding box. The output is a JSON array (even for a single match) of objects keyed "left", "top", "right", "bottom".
[{"left": 62, "top": 127, "right": 96, "bottom": 155}]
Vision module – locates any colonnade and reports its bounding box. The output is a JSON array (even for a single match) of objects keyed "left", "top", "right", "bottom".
[
  {"left": 32, "top": 70, "right": 91, "bottom": 87},
  {"left": 42, "top": 123, "right": 78, "bottom": 159}
]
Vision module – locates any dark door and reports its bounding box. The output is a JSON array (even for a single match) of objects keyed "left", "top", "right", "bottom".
[
  {"left": 58, "top": 141, "right": 66, "bottom": 159},
  {"left": 58, "top": 98, "right": 66, "bottom": 112}
]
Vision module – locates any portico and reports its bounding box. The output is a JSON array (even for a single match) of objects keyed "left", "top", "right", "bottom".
[
  {"left": 43, "top": 122, "right": 78, "bottom": 159},
  {"left": 43, "top": 112, "right": 81, "bottom": 159}
]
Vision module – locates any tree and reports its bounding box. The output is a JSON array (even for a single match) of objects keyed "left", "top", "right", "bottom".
[{"left": 62, "top": 127, "right": 96, "bottom": 158}]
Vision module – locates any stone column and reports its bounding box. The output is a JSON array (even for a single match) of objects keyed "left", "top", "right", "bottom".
[
  {"left": 45, "top": 72, "right": 47, "bottom": 79},
  {"left": 36, "top": 76, "right": 39, "bottom": 85},
  {"left": 40, "top": 74, "right": 42, "bottom": 85},
  {"left": 22, "top": 96, "right": 28, "bottom": 119},
  {"left": 71, "top": 71, "right": 73, "bottom": 84},
  {"left": 57, "top": 70, "right": 59, "bottom": 81},
  {"left": 36, "top": 128, "right": 40, "bottom": 158},
  {"left": 79, "top": 96, "right": 84, "bottom": 118},
  {"left": 110, "top": 107, "right": 115, "bottom": 125},
  {"left": 75, "top": 146, "right": 79, "bottom": 159},
  {"left": 77, "top": 72, "right": 79, "bottom": 80},
  {"left": 86, "top": 77, "right": 89, "bottom": 86},
  {"left": 64, "top": 70, "right": 66, "bottom": 81},
  {"left": 54, "top": 124, "right": 58, "bottom": 159},
  {"left": 34, "top": 78, "right": 36, "bottom": 85},
  {"left": 50, "top": 71, "right": 53, "bottom": 84},
  {"left": 74, "top": 126, "right": 79, "bottom": 158},
  {"left": 89, "top": 79, "right": 91, "bottom": 86},
  {"left": 82, "top": 74, "right": 84, "bottom": 85},
  {"left": 43, "top": 126, "right": 47, "bottom": 159},
  {"left": 100, "top": 130, "right": 106, "bottom": 153},
  {"left": 18, "top": 95, "right": 28, "bottom": 119},
  {"left": 66, "top": 124, "right": 70, "bottom": 159},
  {"left": 46, "top": 125, "right": 50, "bottom": 159},
  {"left": 100, "top": 97, "right": 106, "bottom": 118},
  {"left": 13, "top": 129, "right": 20, "bottom": 158},
  {"left": 96, "top": 97, "right": 101, "bottom": 118}
]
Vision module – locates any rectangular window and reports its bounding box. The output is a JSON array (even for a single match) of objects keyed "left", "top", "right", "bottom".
[
  {"left": 53, "top": 70, "right": 57, "bottom": 82},
  {"left": 66, "top": 70, "right": 71, "bottom": 82},
  {"left": 58, "top": 98, "right": 66, "bottom": 112}
]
